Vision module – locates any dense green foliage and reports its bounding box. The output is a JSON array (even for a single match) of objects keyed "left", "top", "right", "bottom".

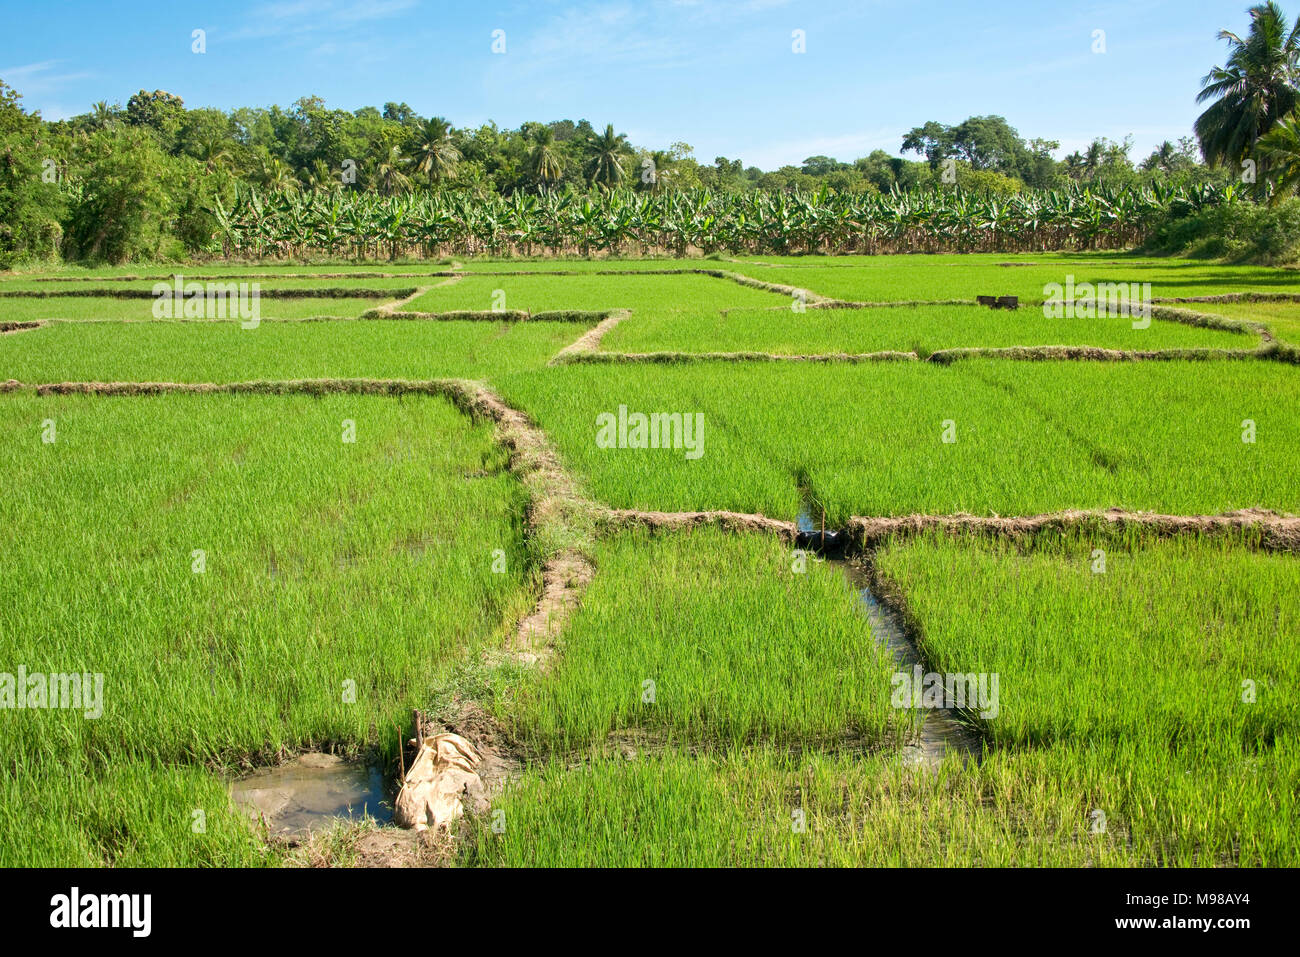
[
  {"left": 207, "top": 181, "right": 1242, "bottom": 258},
  {"left": 0, "top": 40, "right": 1260, "bottom": 265}
]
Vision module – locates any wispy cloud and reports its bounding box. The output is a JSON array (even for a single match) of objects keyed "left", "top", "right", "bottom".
[
  {"left": 522, "top": 2, "right": 691, "bottom": 71},
  {"left": 0, "top": 60, "right": 93, "bottom": 96},
  {"left": 227, "top": 0, "right": 419, "bottom": 41}
]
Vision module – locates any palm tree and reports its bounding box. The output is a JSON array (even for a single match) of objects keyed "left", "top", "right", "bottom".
[
  {"left": 585, "top": 124, "right": 630, "bottom": 189},
  {"left": 89, "top": 101, "right": 118, "bottom": 131},
  {"left": 1256, "top": 109, "right": 1300, "bottom": 199},
  {"left": 1083, "top": 140, "right": 1105, "bottom": 179},
  {"left": 409, "top": 117, "right": 460, "bottom": 187},
  {"left": 304, "top": 158, "right": 338, "bottom": 194},
  {"left": 259, "top": 156, "right": 298, "bottom": 193},
  {"left": 376, "top": 146, "right": 412, "bottom": 196},
  {"left": 1195, "top": 2, "right": 1300, "bottom": 172},
  {"left": 528, "top": 127, "right": 563, "bottom": 189},
  {"left": 1142, "top": 140, "right": 1179, "bottom": 173},
  {"left": 196, "top": 135, "right": 233, "bottom": 175},
  {"left": 642, "top": 150, "right": 676, "bottom": 191}
]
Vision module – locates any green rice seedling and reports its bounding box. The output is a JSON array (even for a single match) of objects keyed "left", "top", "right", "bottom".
[
  {"left": 0, "top": 319, "right": 590, "bottom": 382},
  {"left": 461, "top": 737, "right": 1297, "bottom": 866},
  {"left": 457, "top": 259, "right": 697, "bottom": 273},
  {"left": 495, "top": 360, "right": 1300, "bottom": 521},
  {"left": 872, "top": 529, "right": 1298, "bottom": 751},
  {"left": 602, "top": 303, "right": 1256, "bottom": 355},
  {"left": 0, "top": 392, "right": 532, "bottom": 865},
  {"left": 961, "top": 360, "right": 1299, "bottom": 516},
  {"left": 496, "top": 527, "right": 903, "bottom": 752},
  {"left": 723, "top": 253, "right": 1300, "bottom": 303},
  {"left": 403, "top": 273, "right": 788, "bottom": 314},
  {"left": 1196, "top": 299, "right": 1300, "bottom": 344},
  {"left": 0, "top": 296, "right": 392, "bottom": 322},
  {"left": 0, "top": 262, "right": 457, "bottom": 281}
]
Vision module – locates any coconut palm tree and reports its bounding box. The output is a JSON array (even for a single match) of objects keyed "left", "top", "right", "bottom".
[
  {"left": 88, "top": 101, "right": 119, "bottom": 131},
  {"left": 641, "top": 150, "right": 677, "bottom": 191},
  {"left": 585, "top": 124, "right": 630, "bottom": 189},
  {"left": 196, "top": 135, "right": 234, "bottom": 175},
  {"left": 409, "top": 117, "right": 460, "bottom": 187},
  {"left": 528, "top": 127, "right": 563, "bottom": 189},
  {"left": 1196, "top": 1, "right": 1300, "bottom": 173},
  {"left": 303, "top": 158, "right": 339, "bottom": 194},
  {"left": 1256, "top": 109, "right": 1300, "bottom": 199},
  {"left": 376, "top": 146, "right": 413, "bottom": 196},
  {"left": 258, "top": 156, "right": 298, "bottom": 193},
  {"left": 1142, "top": 141, "right": 1179, "bottom": 173}
]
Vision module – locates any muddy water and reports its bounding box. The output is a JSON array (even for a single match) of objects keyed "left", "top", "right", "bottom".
[
  {"left": 797, "top": 506, "right": 982, "bottom": 767},
  {"left": 229, "top": 753, "right": 392, "bottom": 835}
]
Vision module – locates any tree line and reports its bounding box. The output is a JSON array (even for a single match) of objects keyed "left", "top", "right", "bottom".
[{"left": 0, "top": 2, "right": 1296, "bottom": 264}]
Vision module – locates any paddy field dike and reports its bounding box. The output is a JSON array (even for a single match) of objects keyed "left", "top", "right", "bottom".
[{"left": 1, "top": 251, "right": 1295, "bottom": 867}]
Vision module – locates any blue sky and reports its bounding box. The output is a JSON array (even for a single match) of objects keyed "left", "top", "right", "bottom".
[{"left": 0, "top": 0, "right": 1259, "bottom": 168}]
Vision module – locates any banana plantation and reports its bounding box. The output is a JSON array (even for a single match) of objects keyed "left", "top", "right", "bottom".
[{"left": 208, "top": 181, "right": 1237, "bottom": 259}]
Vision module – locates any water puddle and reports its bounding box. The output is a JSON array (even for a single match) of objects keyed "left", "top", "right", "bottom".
[
  {"left": 797, "top": 503, "right": 982, "bottom": 768},
  {"left": 229, "top": 753, "right": 392, "bottom": 835}
]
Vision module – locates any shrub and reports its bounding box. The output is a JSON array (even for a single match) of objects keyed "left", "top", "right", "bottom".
[{"left": 1145, "top": 196, "right": 1300, "bottom": 263}]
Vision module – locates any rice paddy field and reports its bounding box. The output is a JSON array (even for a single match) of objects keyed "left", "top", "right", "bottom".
[
  {"left": 0, "top": 295, "right": 395, "bottom": 322},
  {"left": 1, "top": 252, "right": 1295, "bottom": 869},
  {"left": 0, "top": 319, "right": 590, "bottom": 382},
  {"left": 601, "top": 302, "right": 1260, "bottom": 355}
]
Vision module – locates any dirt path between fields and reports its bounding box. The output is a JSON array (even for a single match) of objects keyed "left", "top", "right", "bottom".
[
  {"left": 549, "top": 309, "right": 629, "bottom": 364},
  {"left": 367, "top": 283, "right": 441, "bottom": 316},
  {"left": 1, "top": 321, "right": 42, "bottom": 334},
  {"left": 847, "top": 507, "right": 1300, "bottom": 552},
  {"left": 447, "top": 386, "right": 600, "bottom": 667}
]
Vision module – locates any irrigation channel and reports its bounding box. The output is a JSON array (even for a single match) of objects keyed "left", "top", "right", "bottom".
[
  {"left": 795, "top": 505, "right": 983, "bottom": 768},
  {"left": 228, "top": 504, "right": 986, "bottom": 837}
]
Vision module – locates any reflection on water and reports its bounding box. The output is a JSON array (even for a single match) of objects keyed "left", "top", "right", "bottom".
[
  {"left": 839, "top": 558, "right": 983, "bottom": 767},
  {"left": 229, "top": 753, "right": 392, "bottom": 834}
]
